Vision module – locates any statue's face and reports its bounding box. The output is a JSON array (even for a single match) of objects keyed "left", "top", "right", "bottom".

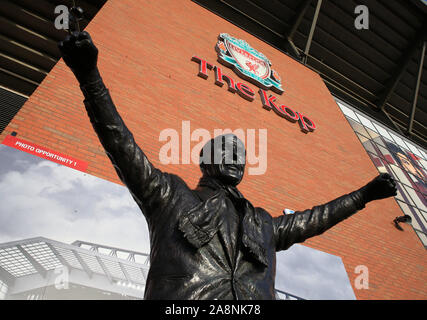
[
  {"left": 217, "top": 148, "right": 246, "bottom": 186},
  {"left": 200, "top": 134, "right": 246, "bottom": 186}
]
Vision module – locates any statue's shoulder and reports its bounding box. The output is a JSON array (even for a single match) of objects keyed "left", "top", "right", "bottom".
[
  {"left": 162, "top": 171, "right": 193, "bottom": 192},
  {"left": 255, "top": 206, "right": 274, "bottom": 222}
]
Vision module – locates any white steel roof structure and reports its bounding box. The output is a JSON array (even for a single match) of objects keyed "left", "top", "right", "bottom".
[{"left": 0, "top": 237, "right": 150, "bottom": 299}]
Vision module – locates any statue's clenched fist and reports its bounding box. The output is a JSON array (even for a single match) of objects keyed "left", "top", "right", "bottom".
[
  {"left": 58, "top": 31, "right": 99, "bottom": 84},
  {"left": 360, "top": 173, "right": 397, "bottom": 203}
]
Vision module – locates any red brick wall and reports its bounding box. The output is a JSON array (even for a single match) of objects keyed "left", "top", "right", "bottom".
[{"left": 2, "top": 0, "right": 425, "bottom": 299}]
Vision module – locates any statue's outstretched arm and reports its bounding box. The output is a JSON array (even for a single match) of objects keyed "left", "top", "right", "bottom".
[
  {"left": 273, "top": 173, "right": 397, "bottom": 251},
  {"left": 58, "top": 32, "right": 172, "bottom": 216}
]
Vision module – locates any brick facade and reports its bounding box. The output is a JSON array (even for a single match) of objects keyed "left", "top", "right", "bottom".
[{"left": 2, "top": 0, "right": 425, "bottom": 299}]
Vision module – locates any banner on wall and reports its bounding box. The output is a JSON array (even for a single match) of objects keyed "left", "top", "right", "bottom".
[{"left": 2, "top": 135, "right": 88, "bottom": 172}]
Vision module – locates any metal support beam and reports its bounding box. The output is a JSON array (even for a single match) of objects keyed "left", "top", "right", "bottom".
[
  {"left": 284, "top": 38, "right": 301, "bottom": 59},
  {"left": 140, "top": 268, "right": 148, "bottom": 283},
  {"left": 45, "top": 242, "right": 72, "bottom": 271},
  {"left": 282, "top": 0, "right": 313, "bottom": 59},
  {"left": 16, "top": 245, "right": 47, "bottom": 278},
  {"left": 119, "top": 262, "right": 131, "bottom": 282},
  {"left": 275, "top": 289, "right": 305, "bottom": 300},
  {"left": 95, "top": 256, "right": 113, "bottom": 283},
  {"left": 408, "top": 41, "right": 426, "bottom": 135},
  {"left": 0, "top": 265, "right": 15, "bottom": 286},
  {"left": 377, "top": 23, "right": 427, "bottom": 111},
  {"left": 303, "top": 0, "right": 322, "bottom": 64},
  {"left": 72, "top": 250, "right": 93, "bottom": 279},
  {"left": 382, "top": 109, "right": 405, "bottom": 136},
  {"left": 286, "top": 0, "right": 313, "bottom": 40}
]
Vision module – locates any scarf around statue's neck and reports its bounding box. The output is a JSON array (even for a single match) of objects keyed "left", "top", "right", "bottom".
[{"left": 195, "top": 176, "right": 268, "bottom": 267}]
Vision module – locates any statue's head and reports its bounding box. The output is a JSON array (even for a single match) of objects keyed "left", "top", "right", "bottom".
[{"left": 199, "top": 134, "right": 246, "bottom": 186}]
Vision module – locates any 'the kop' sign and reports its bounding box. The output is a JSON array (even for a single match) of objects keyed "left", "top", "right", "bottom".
[
  {"left": 191, "top": 34, "right": 316, "bottom": 134},
  {"left": 191, "top": 58, "right": 316, "bottom": 134}
]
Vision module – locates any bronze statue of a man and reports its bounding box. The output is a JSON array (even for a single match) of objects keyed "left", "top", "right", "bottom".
[{"left": 59, "top": 32, "right": 397, "bottom": 300}]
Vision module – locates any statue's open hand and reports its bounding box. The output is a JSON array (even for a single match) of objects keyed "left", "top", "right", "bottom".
[
  {"left": 361, "top": 173, "right": 397, "bottom": 202},
  {"left": 58, "top": 31, "right": 98, "bottom": 83}
]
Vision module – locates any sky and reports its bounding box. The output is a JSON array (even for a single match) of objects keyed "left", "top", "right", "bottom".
[
  {"left": 276, "top": 244, "right": 356, "bottom": 299},
  {"left": 0, "top": 145, "right": 151, "bottom": 254},
  {"left": 0, "top": 144, "right": 355, "bottom": 299}
]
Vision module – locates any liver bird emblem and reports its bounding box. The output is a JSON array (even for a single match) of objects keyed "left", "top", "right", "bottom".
[{"left": 246, "top": 61, "right": 259, "bottom": 74}]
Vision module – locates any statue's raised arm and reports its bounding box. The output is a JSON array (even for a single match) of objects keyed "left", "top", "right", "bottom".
[
  {"left": 273, "top": 173, "right": 398, "bottom": 251},
  {"left": 58, "top": 31, "right": 173, "bottom": 218}
]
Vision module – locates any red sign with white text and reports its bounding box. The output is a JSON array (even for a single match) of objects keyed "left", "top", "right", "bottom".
[{"left": 2, "top": 135, "right": 88, "bottom": 172}]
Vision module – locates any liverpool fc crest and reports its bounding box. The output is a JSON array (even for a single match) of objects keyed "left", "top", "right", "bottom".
[{"left": 215, "top": 33, "right": 284, "bottom": 94}]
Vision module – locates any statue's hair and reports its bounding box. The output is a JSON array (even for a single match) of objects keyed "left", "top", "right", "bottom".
[{"left": 199, "top": 134, "right": 246, "bottom": 174}]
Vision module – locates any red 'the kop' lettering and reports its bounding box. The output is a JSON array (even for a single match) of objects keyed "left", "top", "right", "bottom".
[
  {"left": 258, "top": 89, "right": 316, "bottom": 133},
  {"left": 191, "top": 56, "right": 316, "bottom": 133}
]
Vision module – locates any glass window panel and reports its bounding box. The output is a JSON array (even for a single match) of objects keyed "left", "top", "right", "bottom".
[
  {"left": 408, "top": 207, "right": 427, "bottom": 235},
  {"left": 407, "top": 173, "right": 427, "bottom": 199},
  {"left": 377, "top": 166, "right": 388, "bottom": 174},
  {"left": 370, "top": 134, "right": 386, "bottom": 147},
  {"left": 367, "top": 151, "right": 384, "bottom": 169},
  {"left": 408, "top": 164, "right": 424, "bottom": 184},
  {"left": 388, "top": 163, "right": 416, "bottom": 187},
  {"left": 372, "top": 122, "right": 393, "bottom": 141},
  {"left": 414, "top": 230, "right": 427, "bottom": 247},
  {"left": 389, "top": 131, "right": 409, "bottom": 152},
  {"left": 412, "top": 210, "right": 427, "bottom": 229},
  {"left": 337, "top": 102, "right": 359, "bottom": 122},
  {"left": 374, "top": 142, "right": 395, "bottom": 164},
  {"left": 21, "top": 242, "right": 62, "bottom": 271},
  {"left": 356, "top": 132, "right": 370, "bottom": 144},
  {"left": 404, "top": 141, "right": 423, "bottom": 158},
  {"left": 381, "top": 136, "right": 396, "bottom": 145},
  {"left": 405, "top": 152, "right": 424, "bottom": 170},
  {"left": 363, "top": 140, "right": 379, "bottom": 156},
  {"left": 383, "top": 141, "right": 413, "bottom": 167},
  {"left": 394, "top": 200, "right": 425, "bottom": 232},
  {"left": 394, "top": 183, "right": 407, "bottom": 203},
  {"left": 403, "top": 185, "right": 427, "bottom": 212},
  {"left": 418, "top": 148, "right": 427, "bottom": 160},
  {"left": 419, "top": 158, "right": 427, "bottom": 170},
  {"left": 395, "top": 200, "right": 415, "bottom": 221},
  {"left": 80, "top": 253, "right": 104, "bottom": 274},
  {"left": 396, "top": 182, "right": 415, "bottom": 206},
  {"left": 393, "top": 152, "right": 427, "bottom": 190},
  {"left": 356, "top": 113, "right": 378, "bottom": 133},
  {"left": 348, "top": 118, "right": 370, "bottom": 138},
  {"left": 365, "top": 127, "right": 380, "bottom": 140},
  {"left": 0, "top": 246, "right": 37, "bottom": 277},
  {"left": 420, "top": 210, "right": 427, "bottom": 224}
]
